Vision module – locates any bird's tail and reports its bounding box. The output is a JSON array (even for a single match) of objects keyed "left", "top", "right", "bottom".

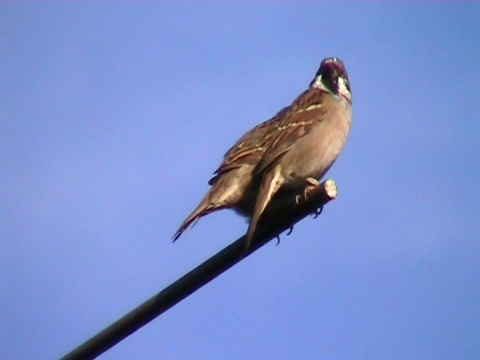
[{"left": 172, "top": 197, "right": 218, "bottom": 241}]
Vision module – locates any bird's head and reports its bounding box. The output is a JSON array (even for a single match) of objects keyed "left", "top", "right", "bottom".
[{"left": 310, "top": 57, "right": 351, "bottom": 103}]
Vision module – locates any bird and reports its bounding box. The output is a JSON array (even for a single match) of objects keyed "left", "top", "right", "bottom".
[
  {"left": 173, "top": 57, "right": 352, "bottom": 250},
  {"left": 244, "top": 57, "right": 352, "bottom": 249}
]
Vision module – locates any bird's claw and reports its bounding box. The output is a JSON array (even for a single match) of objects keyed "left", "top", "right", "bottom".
[
  {"left": 295, "top": 194, "right": 302, "bottom": 205},
  {"left": 312, "top": 205, "right": 324, "bottom": 218},
  {"left": 275, "top": 235, "right": 281, "bottom": 246},
  {"left": 286, "top": 225, "right": 294, "bottom": 236}
]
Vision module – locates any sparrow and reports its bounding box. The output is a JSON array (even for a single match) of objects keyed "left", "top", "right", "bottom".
[
  {"left": 244, "top": 57, "right": 352, "bottom": 249},
  {"left": 173, "top": 57, "right": 352, "bottom": 250}
]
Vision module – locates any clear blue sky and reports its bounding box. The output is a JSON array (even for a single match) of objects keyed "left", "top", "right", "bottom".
[{"left": 2, "top": 3, "right": 480, "bottom": 359}]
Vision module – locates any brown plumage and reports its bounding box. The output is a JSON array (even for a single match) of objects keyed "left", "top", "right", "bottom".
[
  {"left": 174, "top": 57, "right": 352, "bottom": 250},
  {"left": 244, "top": 57, "right": 352, "bottom": 248}
]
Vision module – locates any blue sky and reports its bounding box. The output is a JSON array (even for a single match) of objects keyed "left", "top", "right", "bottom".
[{"left": 2, "top": 3, "right": 480, "bottom": 359}]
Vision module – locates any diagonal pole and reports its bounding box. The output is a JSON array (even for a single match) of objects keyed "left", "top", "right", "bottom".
[{"left": 61, "top": 179, "right": 338, "bottom": 360}]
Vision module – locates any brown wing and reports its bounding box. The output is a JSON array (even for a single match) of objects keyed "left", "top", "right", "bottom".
[
  {"left": 254, "top": 88, "right": 328, "bottom": 175},
  {"left": 208, "top": 106, "right": 290, "bottom": 185}
]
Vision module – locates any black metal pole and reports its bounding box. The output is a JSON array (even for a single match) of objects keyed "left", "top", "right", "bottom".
[{"left": 61, "top": 180, "right": 337, "bottom": 360}]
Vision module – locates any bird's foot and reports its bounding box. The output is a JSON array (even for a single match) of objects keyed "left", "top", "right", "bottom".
[
  {"left": 296, "top": 177, "right": 321, "bottom": 204},
  {"left": 275, "top": 225, "right": 294, "bottom": 246},
  {"left": 312, "top": 205, "right": 324, "bottom": 218}
]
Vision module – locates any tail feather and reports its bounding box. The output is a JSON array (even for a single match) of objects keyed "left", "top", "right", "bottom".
[
  {"left": 173, "top": 214, "right": 201, "bottom": 242},
  {"left": 173, "top": 202, "right": 212, "bottom": 241},
  {"left": 173, "top": 171, "right": 246, "bottom": 241},
  {"left": 172, "top": 192, "right": 225, "bottom": 242}
]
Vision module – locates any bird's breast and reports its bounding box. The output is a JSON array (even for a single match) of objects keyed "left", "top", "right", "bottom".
[{"left": 281, "top": 100, "right": 352, "bottom": 187}]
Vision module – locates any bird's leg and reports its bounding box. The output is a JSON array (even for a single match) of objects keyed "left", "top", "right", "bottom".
[
  {"left": 305, "top": 177, "right": 320, "bottom": 195},
  {"left": 304, "top": 178, "right": 327, "bottom": 217}
]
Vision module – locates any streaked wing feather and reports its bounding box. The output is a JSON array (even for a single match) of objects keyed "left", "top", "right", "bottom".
[
  {"left": 255, "top": 90, "right": 328, "bottom": 175},
  {"left": 209, "top": 107, "right": 290, "bottom": 185}
]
